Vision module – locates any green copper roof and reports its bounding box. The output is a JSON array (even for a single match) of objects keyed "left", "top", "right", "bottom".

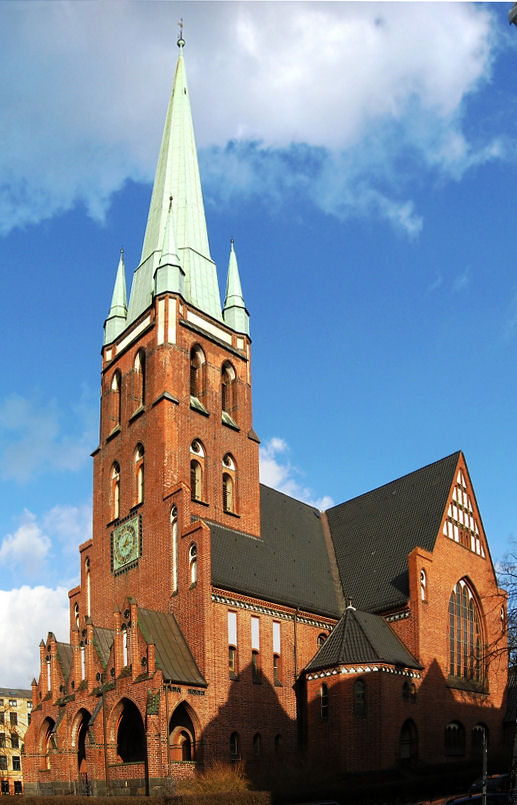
[
  {"left": 104, "top": 250, "right": 128, "bottom": 344},
  {"left": 127, "top": 39, "right": 222, "bottom": 325},
  {"left": 223, "top": 239, "right": 249, "bottom": 335}
]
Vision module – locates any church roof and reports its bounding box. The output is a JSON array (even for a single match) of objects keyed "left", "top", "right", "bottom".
[
  {"left": 137, "top": 607, "right": 207, "bottom": 687},
  {"left": 211, "top": 452, "right": 461, "bottom": 619},
  {"left": 326, "top": 451, "right": 460, "bottom": 613},
  {"left": 304, "top": 607, "right": 421, "bottom": 673},
  {"left": 92, "top": 626, "right": 115, "bottom": 670},
  {"left": 56, "top": 642, "right": 74, "bottom": 681},
  {"left": 210, "top": 485, "right": 341, "bottom": 618}
]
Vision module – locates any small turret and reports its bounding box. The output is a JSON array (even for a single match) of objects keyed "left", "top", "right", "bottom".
[
  {"left": 154, "top": 196, "right": 185, "bottom": 297},
  {"left": 104, "top": 250, "right": 128, "bottom": 344},
  {"left": 223, "top": 239, "right": 249, "bottom": 336}
]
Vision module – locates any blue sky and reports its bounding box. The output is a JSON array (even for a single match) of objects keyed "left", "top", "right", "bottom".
[{"left": 0, "top": 1, "right": 516, "bottom": 686}]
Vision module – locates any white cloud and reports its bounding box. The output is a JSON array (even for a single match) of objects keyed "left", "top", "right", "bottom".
[
  {"left": 0, "top": 586, "right": 69, "bottom": 688},
  {"left": 43, "top": 503, "right": 92, "bottom": 555},
  {"left": 259, "top": 437, "right": 334, "bottom": 510},
  {"left": 453, "top": 267, "right": 471, "bottom": 293},
  {"left": 0, "top": 390, "right": 96, "bottom": 483},
  {"left": 0, "top": 2, "right": 505, "bottom": 236},
  {"left": 0, "top": 512, "right": 51, "bottom": 577}
]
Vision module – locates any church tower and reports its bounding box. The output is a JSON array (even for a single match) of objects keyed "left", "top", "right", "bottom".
[{"left": 88, "top": 34, "right": 260, "bottom": 630}]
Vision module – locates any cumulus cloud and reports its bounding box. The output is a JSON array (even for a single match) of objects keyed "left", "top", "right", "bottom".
[
  {"left": 259, "top": 437, "right": 333, "bottom": 510},
  {"left": 0, "top": 586, "right": 69, "bottom": 687},
  {"left": 0, "top": 505, "right": 89, "bottom": 586},
  {"left": 0, "top": 2, "right": 506, "bottom": 236},
  {"left": 0, "top": 389, "right": 96, "bottom": 483},
  {"left": 0, "top": 512, "right": 51, "bottom": 577}
]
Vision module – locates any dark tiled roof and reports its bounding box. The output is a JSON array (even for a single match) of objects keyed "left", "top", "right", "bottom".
[
  {"left": 326, "top": 452, "right": 460, "bottom": 612},
  {"left": 93, "top": 626, "right": 115, "bottom": 669},
  {"left": 305, "top": 607, "right": 421, "bottom": 672},
  {"left": 56, "top": 642, "right": 73, "bottom": 681},
  {"left": 137, "top": 608, "right": 206, "bottom": 687},
  {"left": 210, "top": 485, "right": 341, "bottom": 618},
  {"left": 0, "top": 687, "right": 31, "bottom": 699}
]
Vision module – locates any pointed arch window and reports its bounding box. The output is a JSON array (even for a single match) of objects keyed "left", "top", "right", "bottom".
[
  {"left": 134, "top": 444, "right": 144, "bottom": 505},
  {"left": 353, "top": 679, "right": 366, "bottom": 718},
  {"left": 420, "top": 569, "right": 427, "bottom": 601},
  {"left": 111, "top": 462, "right": 120, "bottom": 521},
  {"left": 221, "top": 362, "right": 237, "bottom": 424},
  {"left": 229, "top": 732, "right": 240, "bottom": 760},
  {"left": 189, "top": 543, "right": 197, "bottom": 586},
  {"left": 74, "top": 603, "right": 80, "bottom": 630},
  {"left": 171, "top": 505, "right": 178, "bottom": 595},
  {"left": 448, "top": 580, "right": 483, "bottom": 682},
  {"left": 133, "top": 349, "right": 145, "bottom": 411},
  {"left": 444, "top": 721, "right": 465, "bottom": 756},
  {"left": 222, "top": 453, "right": 236, "bottom": 514},
  {"left": 190, "top": 346, "right": 206, "bottom": 404},
  {"left": 400, "top": 719, "right": 418, "bottom": 761},
  {"left": 190, "top": 440, "right": 205, "bottom": 502},
  {"left": 85, "top": 557, "right": 91, "bottom": 618},
  {"left": 320, "top": 683, "right": 328, "bottom": 720},
  {"left": 110, "top": 370, "right": 121, "bottom": 430}
]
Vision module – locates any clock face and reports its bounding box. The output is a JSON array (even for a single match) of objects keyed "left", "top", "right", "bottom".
[{"left": 112, "top": 516, "right": 140, "bottom": 571}]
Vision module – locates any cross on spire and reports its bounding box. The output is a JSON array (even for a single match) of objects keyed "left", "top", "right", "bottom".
[{"left": 177, "top": 18, "right": 185, "bottom": 48}]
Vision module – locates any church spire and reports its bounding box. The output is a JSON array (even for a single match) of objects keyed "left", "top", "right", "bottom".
[
  {"left": 127, "top": 32, "right": 222, "bottom": 325},
  {"left": 223, "top": 239, "right": 249, "bottom": 335},
  {"left": 104, "top": 250, "right": 127, "bottom": 344}
]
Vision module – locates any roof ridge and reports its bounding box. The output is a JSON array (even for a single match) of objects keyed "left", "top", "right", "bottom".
[
  {"left": 259, "top": 483, "right": 322, "bottom": 512},
  {"left": 325, "top": 451, "right": 461, "bottom": 513}
]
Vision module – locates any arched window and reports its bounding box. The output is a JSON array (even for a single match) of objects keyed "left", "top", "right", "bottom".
[
  {"left": 420, "top": 569, "right": 427, "bottom": 601},
  {"left": 320, "top": 683, "right": 328, "bottom": 720},
  {"left": 448, "top": 580, "right": 483, "bottom": 681},
  {"left": 116, "top": 699, "right": 146, "bottom": 763},
  {"left": 317, "top": 633, "right": 328, "bottom": 648},
  {"left": 171, "top": 506, "right": 178, "bottom": 595},
  {"left": 168, "top": 702, "right": 196, "bottom": 762},
  {"left": 133, "top": 349, "right": 145, "bottom": 410},
  {"left": 472, "top": 723, "right": 488, "bottom": 759},
  {"left": 40, "top": 717, "right": 55, "bottom": 769},
  {"left": 110, "top": 370, "right": 121, "bottom": 430},
  {"left": 80, "top": 643, "right": 86, "bottom": 681},
  {"left": 85, "top": 557, "right": 91, "bottom": 618},
  {"left": 222, "top": 454, "right": 236, "bottom": 513},
  {"left": 229, "top": 732, "right": 240, "bottom": 760},
  {"left": 190, "top": 346, "right": 206, "bottom": 402},
  {"left": 111, "top": 462, "right": 120, "bottom": 521},
  {"left": 400, "top": 719, "right": 418, "bottom": 761},
  {"left": 122, "top": 626, "right": 129, "bottom": 667},
  {"left": 74, "top": 603, "right": 79, "bottom": 630},
  {"left": 189, "top": 544, "right": 197, "bottom": 586},
  {"left": 190, "top": 440, "right": 204, "bottom": 502},
  {"left": 221, "top": 362, "right": 236, "bottom": 420},
  {"left": 222, "top": 473, "right": 234, "bottom": 513},
  {"left": 253, "top": 732, "right": 262, "bottom": 757},
  {"left": 353, "top": 679, "right": 366, "bottom": 718},
  {"left": 134, "top": 444, "right": 144, "bottom": 505},
  {"left": 445, "top": 721, "right": 465, "bottom": 756}
]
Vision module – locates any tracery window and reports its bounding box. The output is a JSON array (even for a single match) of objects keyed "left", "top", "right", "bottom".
[
  {"left": 189, "top": 543, "right": 197, "bottom": 586},
  {"left": 110, "top": 370, "right": 121, "bottom": 429},
  {"left": 222, "top": 454, "right": 236, "bottom": 513},
  {"left": 448, "top": 580, "right": 482, "bottom": 681},
  {"left": 444, "top": 720, "right": 465, "bottom": 756},
  {"left": 190, "top": 440, "right": 205, "bottom": 502},
  {"left": 221, "top": 362, "right": 236, "bottom": 420}
]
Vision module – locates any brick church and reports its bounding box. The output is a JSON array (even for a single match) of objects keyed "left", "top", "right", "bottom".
[{"left": 24, "top": 36, "right": 508, "bottom": 796}]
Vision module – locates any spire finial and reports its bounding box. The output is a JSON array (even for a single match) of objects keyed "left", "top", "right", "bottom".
[{"left": 177, "top": 19, "right": 185, "bottom": 49}]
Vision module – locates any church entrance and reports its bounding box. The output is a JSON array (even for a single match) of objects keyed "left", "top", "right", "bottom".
[
  {"left": 169, "top": 702, "right": 197, "bottom": 762},
  {"left": 116, "top": 699, "right": 146, "bottom": 763}
]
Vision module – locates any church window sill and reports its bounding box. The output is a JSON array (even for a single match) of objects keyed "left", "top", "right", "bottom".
[
  {"left": 106, "top": 426, "right": 121, "bottom": 442},
  {"left": 129, "top": 405, "right": 145, "bottom": 423}
]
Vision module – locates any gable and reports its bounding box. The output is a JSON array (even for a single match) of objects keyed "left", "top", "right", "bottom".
[{"left": 441, "top": 465, "right": 486, "bottom": 558}]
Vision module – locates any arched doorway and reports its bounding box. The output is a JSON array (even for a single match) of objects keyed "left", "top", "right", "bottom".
[
  {"left": 73, "top": 708, "right": 91, "bottom": 772},
  {"left": 116, "top": 699, "right": 146, "bottom": 763},
  {"left": 40, "top": 717, "right": 55, "bottom": 770},
  {"left": 169, "top": 702, "right": 197, "bottom": 761}
]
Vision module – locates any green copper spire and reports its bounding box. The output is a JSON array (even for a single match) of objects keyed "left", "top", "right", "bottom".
[
  {"left": 127, "top": 34, "right": 222, "bottom": 325},
  {"left": 104, "top": 250, "right": 128, "bottom": 344},
  {"left": 223, "top": 239, "right": 249, "bottom": 336},
  {"left": 154, "top": 196, "right": 185, "bottom": 297}
]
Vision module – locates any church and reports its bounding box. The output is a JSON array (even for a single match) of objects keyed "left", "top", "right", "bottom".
[{"left": 24, "top": 36, "right": 508, "bottom": 797}]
